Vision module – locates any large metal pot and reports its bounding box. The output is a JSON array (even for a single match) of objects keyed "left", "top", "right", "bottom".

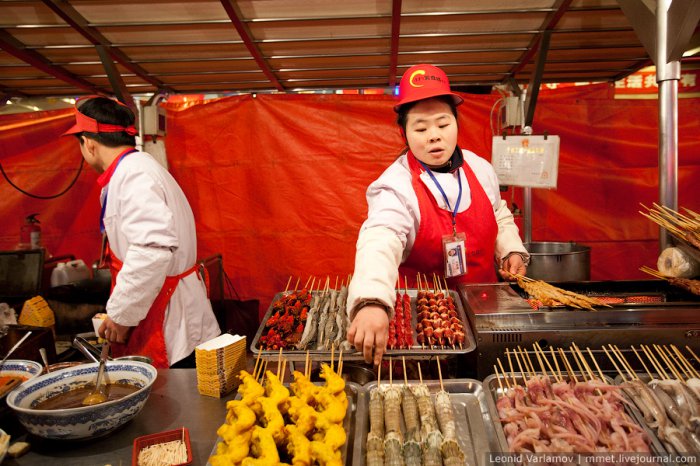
[{"left": 524, "top": 242, "right": 590, "bottom": 282}]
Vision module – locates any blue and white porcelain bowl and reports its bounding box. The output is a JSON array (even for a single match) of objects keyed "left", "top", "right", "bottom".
[
  {"left": 0, "top": 359, "right": 43, "bottom": 398},
  {"left": 6, "top": 361, "right": 157, "bottom": 440}
]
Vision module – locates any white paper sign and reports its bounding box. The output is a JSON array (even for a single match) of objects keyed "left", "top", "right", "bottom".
[{"left": 491, "top": 135, "right": 560, "bottom": 188}]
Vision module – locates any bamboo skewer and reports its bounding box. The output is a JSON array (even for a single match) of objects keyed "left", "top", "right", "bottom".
[
  {"left": 558, "top": 348, "right": 577, "bottom": 383},
  {"left": 641, "top": 345, "right": 667, "bottom": 379},
  {"left": 631, "top": 346, "right": 655, "bottom": 380},
  {"left": 686, "top": 345, "right": 700, "bottom": 367},
  {"left": 672, "top": 345, "right": 700, "bottom": 378},
  {"left": 305, "top": 350, "right": 310, "bottom": 378},
  {"left": 494, "top": 365, "right": 505, "bottom": 394},
  {"left": 293, "top": 277, "right": 300, "bottom": 292},
  {"left": 338, "top": 348, "right": 343, "bottom": 376},
  {"left": 660, "top": 345, "right": 687, "bottom": 379},
  {"left": 505, "top": 349, "right": 518, "bottom": 387},
  {"left": 377, "top": 360, "right": 381, "bottom": 388},
  {"left": 549, "top": 347, "right": 563, "bottom": 382},
  {"left": 497, "top": 357, "right": 512, "bottom": 390},
  {"left": 535, "top": 343, "right": 561, "bottom": 383},
  {"left": 436, "top": 356, "right": 445, "bottom": 392},
  {"left": 389, "top": 357, "right": 393, "bottom": 386},
  {"left": 572, "top": 343, "right": 595, "bottom": 382},
  {"left": 253, "top": 349, "right": 263, "bottom": 379},
  {"left": 259, "top": 360, "right": 268, "bottom": 383},
  {"left": 611, "top": 345, "right": 637, "bottom": 381},
  {"left": 283, "top": 276, "right": 292, "bottom": 294},
  {"left": 513, "top": 348, "right": 527, "bottom": 381},
  {"left": 277, "top": 348, "right": 284, "bottom": 379},
  {"left": 417, "top": 362, "right": 423, "bottom": 385},
  {"left": 654, "top": 345, "right": 683, "bottom": 381},
  {"left": 280, "top": 358, "right": 287, "bottom": 384},
  {"left": 402, "top": 356, "right": 408, "bottom": 386},
  {"left": 587, "top": 347, "right": 606, "bottom": 382}
]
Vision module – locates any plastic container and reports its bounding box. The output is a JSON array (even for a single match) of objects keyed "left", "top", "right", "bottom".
[
  {"left": 50, "top": 259, "right": 90, "bottom": 287},
  {"left": 132, "top": 428, "right": 192, "bottom": 466}
]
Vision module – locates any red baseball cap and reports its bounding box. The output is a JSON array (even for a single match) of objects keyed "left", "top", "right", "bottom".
[
  {"left": 62, "top": 95, "right": 137, "bottom": 136},
  {"left": 394, "top": 64, "right": 463, "bottom": 112}
]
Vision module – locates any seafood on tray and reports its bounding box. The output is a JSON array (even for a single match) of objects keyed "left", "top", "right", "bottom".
[
  {"left": 366, "top": 359, "right": 467, "bottom": 466},
  {"left": 210, "top": 362, "right": 347, "bottom": 466}
]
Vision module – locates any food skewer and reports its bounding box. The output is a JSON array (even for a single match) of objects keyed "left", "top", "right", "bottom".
[
  {"left": 496, "top": 357, "right": 512, "bottom": 390},
  {"left": 641, "top": 345, "right": 667, "bottom": 379},
  {"left": 631, "top": 346, "right": 655, "bottom": 380},
  {"left": 602, "top": 345, "right": 626, "bottom": 382},
  {"left": 587, "top": 347, "right": 606, "bottom": 381}
]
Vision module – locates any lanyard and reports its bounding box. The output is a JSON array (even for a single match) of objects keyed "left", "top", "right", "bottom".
[
  {"left": 100, "top": 148, "right": 137, "bottom": 233},
  {"left": 417, "top": 159, "right": 463, "bottom": 235}
]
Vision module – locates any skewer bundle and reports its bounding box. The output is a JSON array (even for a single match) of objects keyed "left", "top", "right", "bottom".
[
  {"left": 609, "top": 343, "right": 700, "bottom": 455},
  {"left": 640, "top": 266, "right": 700, "bottom": 296},
  {"left": 366, "top": 357, "right": 467, "bottom": 466},
  {"left": 209, "top": 351, "right": 348, "bottom": 466},
  {"left": 296, "top": 276, "right": 352, "bottom": 352},
  {"left": 493, "top": 344, "right": 653, "bottom": 453},
  {"left": 640, "top": 203, "right": 700, "bottom": 251},
  {"left": 415, "top": 275, "right": 465, "bottom": 349},
  {"left": 389, "top": 278, "right": 413, "bottom": 349},
  {"left": 506, "top": 272, "right": 611, "bottom": 311}
]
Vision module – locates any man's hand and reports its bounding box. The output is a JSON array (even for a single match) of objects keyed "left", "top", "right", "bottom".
[
  {"left": 346, "top": 305, "right": 389, "bottom": 366},
  {"left": 98, "top": 316, "right": 131, "bottom": 344},
  {"left": 499, "top": 253, "right": 526, "bottom": 280}
]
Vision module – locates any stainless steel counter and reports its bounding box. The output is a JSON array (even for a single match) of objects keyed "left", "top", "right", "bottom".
[{"left": 1, "top": 369, "right": 231, "bottom": 466}]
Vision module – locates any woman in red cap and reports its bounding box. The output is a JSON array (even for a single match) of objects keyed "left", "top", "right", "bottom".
[
  {"left": 346, "top": 64, "right": 529, "bottom": 365},
  {"left": 63, "top": 96, "right": 220, "bottom": 368}
]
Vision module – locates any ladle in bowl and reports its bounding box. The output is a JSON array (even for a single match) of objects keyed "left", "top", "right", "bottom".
[{"left": 82, "top": 342, "right": 110, "bottom": 406}]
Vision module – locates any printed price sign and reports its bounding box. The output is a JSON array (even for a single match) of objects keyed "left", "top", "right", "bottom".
[{"left": 491, "top": 135, "right": 560, "bottom": 188}]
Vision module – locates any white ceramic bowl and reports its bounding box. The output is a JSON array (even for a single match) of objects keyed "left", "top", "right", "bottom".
[
  {"left": 0, "top": 359, "right": 43, "bottom": 398},
  {"left": 6, "top": 361, "right": 157, "bottom": 440}
]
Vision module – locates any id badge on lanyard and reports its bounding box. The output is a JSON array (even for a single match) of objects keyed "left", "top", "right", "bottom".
[
  {"left": 419, "top": 160, "right": 468, "bottom": 278},
  {"left": 443, "top": 231, "right": 467, "bottom": 278}
]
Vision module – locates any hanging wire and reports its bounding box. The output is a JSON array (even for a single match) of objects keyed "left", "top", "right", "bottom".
[{"left": 0, "top": 158, "right": 84, "bottom": 199}]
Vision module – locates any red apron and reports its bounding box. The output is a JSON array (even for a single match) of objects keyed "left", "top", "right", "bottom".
[
  {"left": 399, "top": 151, "right": 498, "bottom": 288},
  {"left": 104, "top": 243, "right": 199, "bottom": 368}
]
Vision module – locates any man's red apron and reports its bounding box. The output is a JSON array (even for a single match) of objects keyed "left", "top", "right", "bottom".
[
  {"left": 104, "top": 244, "right": 199, "bottom": 368},
  {"left": 400, "top": 151, "right": 498, "bottom": 288}
]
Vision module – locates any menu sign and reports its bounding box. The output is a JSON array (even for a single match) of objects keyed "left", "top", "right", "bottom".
[{"left": 491, "top": 135, "right": 560, "bottom": 188}]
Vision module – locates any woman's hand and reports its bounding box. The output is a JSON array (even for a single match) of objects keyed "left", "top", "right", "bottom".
[
  {"left": 346, "top": 305, "right": 389, "bottom": 366},
  {"left": 98, "top": 316, "right": 131, "bottom": 344},
  {"left": 499, "top": 253, "right": 526, "bottom": 280}
]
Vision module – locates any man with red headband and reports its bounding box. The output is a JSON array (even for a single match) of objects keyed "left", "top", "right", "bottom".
[
  {"left": 64, "top": 96, "right": 220, "bottom": 368},
  {"left": 347, "top": 64, "right": 529, "bottom": 365}
]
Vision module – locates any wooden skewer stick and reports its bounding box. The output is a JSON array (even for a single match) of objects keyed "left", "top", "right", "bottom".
[
  {"left": 558, "top": 348, "right": 577, "bottom": 383},
  {"left": 293, "top": 277, "right": 300, "bottom": 292},
  {"left": 505, "top": 349, "right": 518, "bottom": 387},
  {"left": 533, "top": 344, "right": 548, "bottom": 379},
  {"left": 377, "top": 360, "right": 381, "bottom": 388},
  {"left": 259, "top": 360, "right": 268, "bottom": 383},
  {"left": 602, "top": 345, "right": 626, "bottom": 382},
  {"left": 436, "top": 356, "right": 445, "bottom": 392},
  {"left": 497, "top": 357, "right": 512, "bottom": 390},
  {"left": 672, "top": 345, "right": 700, "bottom": 379},
  {"left": 280, "top": 358, "right": 287, "bottom": 384},
  {"left": 569, "top": 345, "right": 589, "bottom": 381},
  {"left": 402, "top": 356, "right": 408, "bottom": 386},
  {"left": 389, "top": 357, "right": 393, "bottom": 385},
  {"left": 654, "top": 344, "right": 683, "bottom": 381},
  {"left": 572, "top": 343, "right": 594, "bottom": 381},
  {"left": 513, "top": 348, "right": 527, "bottom": 383},
  {"left": 549, "top": 347, "right": 563, "bottom": 382},
  {"left": 631, "top": 346, "right": 654, "bottom": 380},
  {"left": 522, "top": 346, "right": 537, "bottom": 377},
  {"left": 641, "top": 345, "right": 667, "bottom": 379},
  {"left": 330, "top": 344, "right": 335, "bottom": 371},
  {"left": 338, "top": 348, "right": 343, "bottom": 376},
  {"left": 277, "top": 347, "right": 284, "bottom": 379},
  {"left": 611, "top": 345, "right": 637, "bottom": 381},
  {"left": 661, "top": 345, "right": 688, "bottom": 379},
  {"left": 305, "top": 350, "right": 310, "bottom": 378},
  {"left": 586, "top": 347, "right": 606, "bottom": 382},
  {"left": 494, "top": 365, "right": 505, "bottom": 394},
  {"left": 253, "top": 349, "right": 263, "bottom": 379},
  {"left": 535, "top": 343, "right": 560, "bottom": 383},
  {"left": 685, "top": 345, "right": 700, "bottom": 368},
  {"left": 304, "top": 275, "right": 313, "bottom": 289},
  {"left": 515, "top": 346, "right": 531, "bottom": 378},
  {"left": 283, "top": 276, "right": 292, "bottom": 293}
]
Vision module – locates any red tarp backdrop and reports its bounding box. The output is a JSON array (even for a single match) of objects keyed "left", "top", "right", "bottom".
[{"left": 1, "top": 86, "right": 699, "bottom": 317}]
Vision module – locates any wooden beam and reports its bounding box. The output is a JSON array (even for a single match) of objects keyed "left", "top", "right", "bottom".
[
  {"left": 41, "top": 0, "right": 170, "bottom": 92},
  {"left": 388, "top": 0, "right": 402, "bottom": 87},
  {"left": 0, "top": 29, "right": 104, "bottom": 94},
  {"left": 220, "top": 0, "right": 285, "bottom": 92}
]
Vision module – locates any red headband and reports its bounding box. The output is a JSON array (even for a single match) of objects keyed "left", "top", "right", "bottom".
[{"left": 62, "top": 96, "right": 137, "bottom": 136}]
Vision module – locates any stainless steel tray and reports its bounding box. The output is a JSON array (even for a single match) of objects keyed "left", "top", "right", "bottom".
[
  {"left": 483, "top": 373, "right": 670, "bottom": 465},
  {"left": 251, "top": 289, "right": 476, "bottom": 361},
  {"left": 205, "top": 380, "right": 364, "bottom": 466},
  {"left": 354, "top": 379, "right": 499, "bottom": 466},
  {"left": 613, "top": 373, "right": 699, "bottom": 464}
]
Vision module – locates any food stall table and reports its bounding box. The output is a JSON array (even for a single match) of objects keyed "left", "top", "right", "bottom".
[{"left": 1, "top": 368, "right": 230, "bottom": 465}]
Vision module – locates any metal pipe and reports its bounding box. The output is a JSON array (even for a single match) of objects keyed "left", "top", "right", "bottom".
[{"left": 656, "top": 0, "right": 680, "bottom": 252}]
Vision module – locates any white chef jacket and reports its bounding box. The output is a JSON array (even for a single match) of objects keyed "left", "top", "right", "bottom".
[
  {"left": 347, "top": 149, "right": 528, "bottom": 318},
  {"left": 101, "top": 151, "right": 220, "bottom": 365}
]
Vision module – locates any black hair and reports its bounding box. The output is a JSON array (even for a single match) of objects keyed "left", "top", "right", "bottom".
[
  {"left": 396, "top": 95, "right": 459, "bottom": 133},
  {"left": 74, "top": 97, "right": 136, "bottom": 148}
]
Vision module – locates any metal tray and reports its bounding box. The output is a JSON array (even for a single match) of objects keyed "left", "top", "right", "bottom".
[
  {"left": 613, "top": 373, "right": 699, "bottom": 464},
  {"left": 205, "top": 380, "right": 364, "bottom": 466},
  {"left": 482, "top": 373, "right": 670, "bottom": 465},
  {"left": 251, "top": 289, "right": 475, "bottom": 361},
  {"left": 354, "top": 379, "right": 499, "bottom": 466}
]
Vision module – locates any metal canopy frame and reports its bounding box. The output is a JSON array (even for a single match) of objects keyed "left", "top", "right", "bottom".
[{"left": 1, "top": 0, "right": 696, "bottom": 97}]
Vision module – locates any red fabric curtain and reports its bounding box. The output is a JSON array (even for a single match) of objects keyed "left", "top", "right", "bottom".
[{"left": 1, "top": 88, "right": 698, "bottom": 317}]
